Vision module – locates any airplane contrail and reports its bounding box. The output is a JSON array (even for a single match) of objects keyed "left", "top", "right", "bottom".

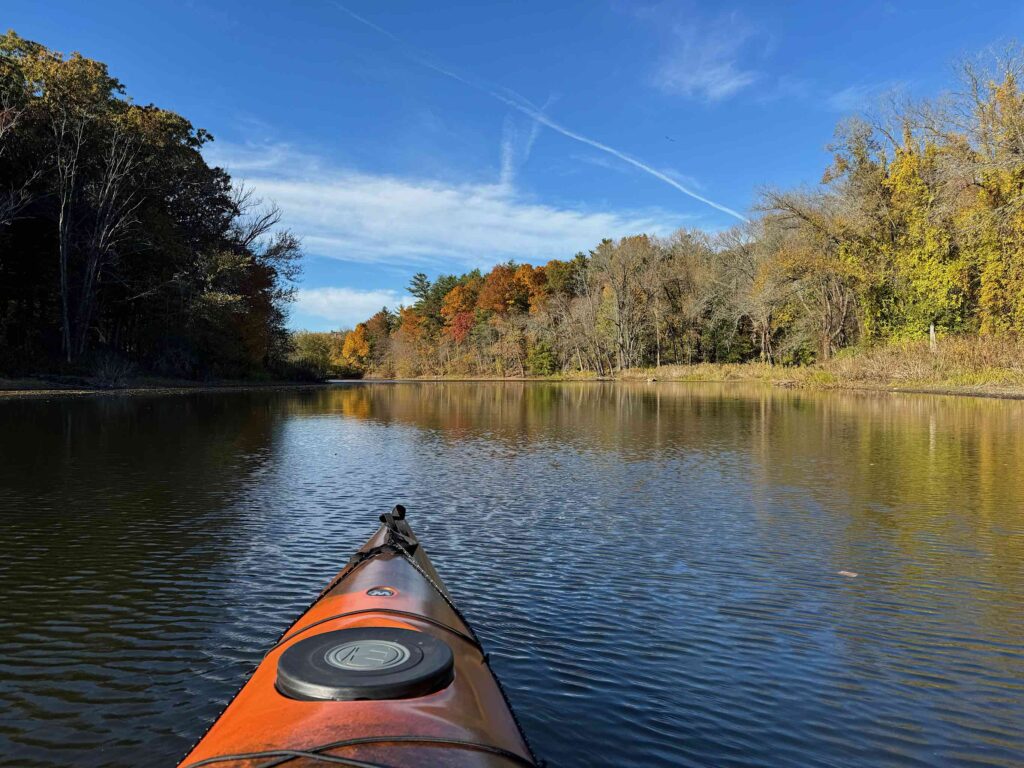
[
  {"left": 333, "top": 3, "right": 749, "bottom": 222},
  {"left": 501, "top": 95, "right": 555, "bottom": 187}
]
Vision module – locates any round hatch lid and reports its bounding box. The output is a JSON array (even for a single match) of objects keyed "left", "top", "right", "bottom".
[{"left": 276, "top": 627, "right": 454, "bottom": 701}]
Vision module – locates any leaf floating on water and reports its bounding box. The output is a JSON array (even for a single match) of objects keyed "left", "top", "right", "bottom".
[{"left": 837, "top": 570, "right": 858, "bottom": 578}]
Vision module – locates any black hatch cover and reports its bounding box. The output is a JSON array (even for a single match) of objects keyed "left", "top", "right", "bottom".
[{"left": 276, "top": 627, "right": 455, "bottom": 701}]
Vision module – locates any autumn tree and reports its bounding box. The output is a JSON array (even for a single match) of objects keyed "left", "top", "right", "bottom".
[
  {"left": 291, "top": 331, "right": 332, "bottom": 379},
  {"left": 342, "top": 44, "right": 1024, "bottom": 379},
  {"left": 342, "top": 323, "right": 371, "bottom": 369},
  {"left": 363, "top": 307, "right": 395, "bottom": 371},
  {"left": 544, "top": 254, "right": 586, "bottom": 297},
  {"left": 390, "top": 306, "right": 431, "bottom": 376},
  {"left": 0, "top": 31, "right": 300, "bottom": 377},
  {"left": 952, "top": 59, "right": 1024, "bottom": 333},
  {"left": 588, "top": 236, "right": 656, "bottom": 369},
  {"left": 476, "top": 263, "right": 529, "bottom": 314},
  {"left": 437, "top": 282, "right": 477, "bottom": 344},
  {"left": 514, "top": 264, "right": 548, "bottom": 312}
]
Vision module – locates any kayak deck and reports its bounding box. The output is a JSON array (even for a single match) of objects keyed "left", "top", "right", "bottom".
[{"left": 178, "top": 507, "right": 536, "bottom": 767}]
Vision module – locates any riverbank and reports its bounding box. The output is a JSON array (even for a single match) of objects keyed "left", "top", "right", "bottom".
[
  {"left": 8, "top": 337, "right": 1023, "bottom": 400},
  {"left": 0, "top": 376, "right": 327, "bottom": 399},
  {"left": 619, "top": 337, "right": 1024, "bottom": 399},
  {"left": 359, "top": 337, "right": 1024, "bottom": 399}
]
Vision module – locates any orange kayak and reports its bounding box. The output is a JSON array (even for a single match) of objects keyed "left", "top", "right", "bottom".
[{"left": 178, "top": 506, "right": 538, "bottom": 767}]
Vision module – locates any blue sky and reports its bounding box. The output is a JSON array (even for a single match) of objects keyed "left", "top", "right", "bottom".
[{"left": 7, "top": 1, "right": 1021, "bottom": 330}]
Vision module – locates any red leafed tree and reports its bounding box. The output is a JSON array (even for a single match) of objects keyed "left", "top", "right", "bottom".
[{"left": 448, "top": 311, "right": 475, "bottom": 343}]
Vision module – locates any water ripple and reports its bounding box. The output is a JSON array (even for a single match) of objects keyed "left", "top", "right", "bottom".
[{"left": 0, "top": 383, "right": 1022, "bottom": 767}]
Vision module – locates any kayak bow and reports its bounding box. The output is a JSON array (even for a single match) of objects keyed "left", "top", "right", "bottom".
[{"left": 179, "top": 506, "right": 537, "bottom": 768}]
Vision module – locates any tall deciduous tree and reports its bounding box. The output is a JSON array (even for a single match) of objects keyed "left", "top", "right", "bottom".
[{"left": 0, "top": 32, "right": 300, "bottom": 376}]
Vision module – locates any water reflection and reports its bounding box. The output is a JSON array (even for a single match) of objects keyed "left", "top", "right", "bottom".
[{"left": 0, "top": 383, "right": 1021, "bottom": 767}]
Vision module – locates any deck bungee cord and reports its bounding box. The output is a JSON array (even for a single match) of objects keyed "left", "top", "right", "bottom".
[
  {"left": 385, "top": 520, "right": 541, "bottom": 768},
  {"left": 183, "top": 735, "right": 540, "bottom": 768}
]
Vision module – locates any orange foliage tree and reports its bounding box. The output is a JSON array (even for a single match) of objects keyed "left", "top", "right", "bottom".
[
  {"left": 514, "top": 264, "right": 548, "bottom": 312},
  {"left": 477, "top": 264, "right": 531, "bottom": 314},
  {"left": 397, "top": 307, "right": 425, "bottom": 339},
  {"left": 440, "top": 283, "right": 479, "bottom": 343},
  {"left": 440, "top": 284, "right": 476, "bottom": 321}
]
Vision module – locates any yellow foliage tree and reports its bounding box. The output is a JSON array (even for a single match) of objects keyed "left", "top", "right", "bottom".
[
  {"left": 879, "top": 137, "right": 970, "bottom": 338},
  {"left": 964, "top": 72, "right": 1024, "bottom": 333},
  {"left": 341, "top": 323, "right": 371, "bottom": 369}
]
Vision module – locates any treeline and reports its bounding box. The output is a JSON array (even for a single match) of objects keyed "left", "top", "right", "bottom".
[
  {"left": 0, "top": 32, "right": 301, "bottom": 380},
  {"left": 308, "top": 49, "right": 1024, "bottom": 379}
]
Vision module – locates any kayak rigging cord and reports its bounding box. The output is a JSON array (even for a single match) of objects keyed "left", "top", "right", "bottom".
[
  {"left": 379, "top": 518, "right": 541, "bottom": 768},
  {"left": 180, "top": 735, "right": 540, "bottom": 768},
  {"left": 183, "top": 750, "right": 384, "bottom": 767},
  {"left": 275, "top": 510, "right": 541, "bottom": 766}
]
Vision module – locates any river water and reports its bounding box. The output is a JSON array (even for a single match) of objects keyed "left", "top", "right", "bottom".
[{"left": 1, "top": 382, "right": 1022, "bottom": 767}]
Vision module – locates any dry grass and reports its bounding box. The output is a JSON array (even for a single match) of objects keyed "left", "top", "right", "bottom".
[
  {"left": 626, "top": 336, "right": 1024, "bottom": 397},
  {"left": 821, "top": 336, "right": 1024, "bottom": 389},
  {"left": 619, "top": 361, "right": 785, "bottom": 383}
]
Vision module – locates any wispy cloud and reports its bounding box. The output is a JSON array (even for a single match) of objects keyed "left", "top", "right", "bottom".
[
  {"left": 333, "top": 3, "right": 748, "bottom": 222},
  {"left": 207, "top": 141, "right": 681, "bottom": 268},
  {"left": 649, "top": 11, "right": 761, "bottom": 101},
  {"left": 824, "top": 81, "right": 905, "bottom": 112},
  {"left": 294, "top": 286, "right": 411, "bottom": 329},
  {"left": 752, "top": 75, "right": 813, "bottom": 105}
]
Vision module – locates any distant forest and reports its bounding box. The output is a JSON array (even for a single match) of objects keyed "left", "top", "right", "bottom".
[
  {"left": 300, "top": 47, "right": 1024, "bottom": 379},
  {"left": 0, "top": 32, "right": 302, "bottom": 380},
  {"left": 6, "top": 32, "right": 1024, "bottom": 383}
]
